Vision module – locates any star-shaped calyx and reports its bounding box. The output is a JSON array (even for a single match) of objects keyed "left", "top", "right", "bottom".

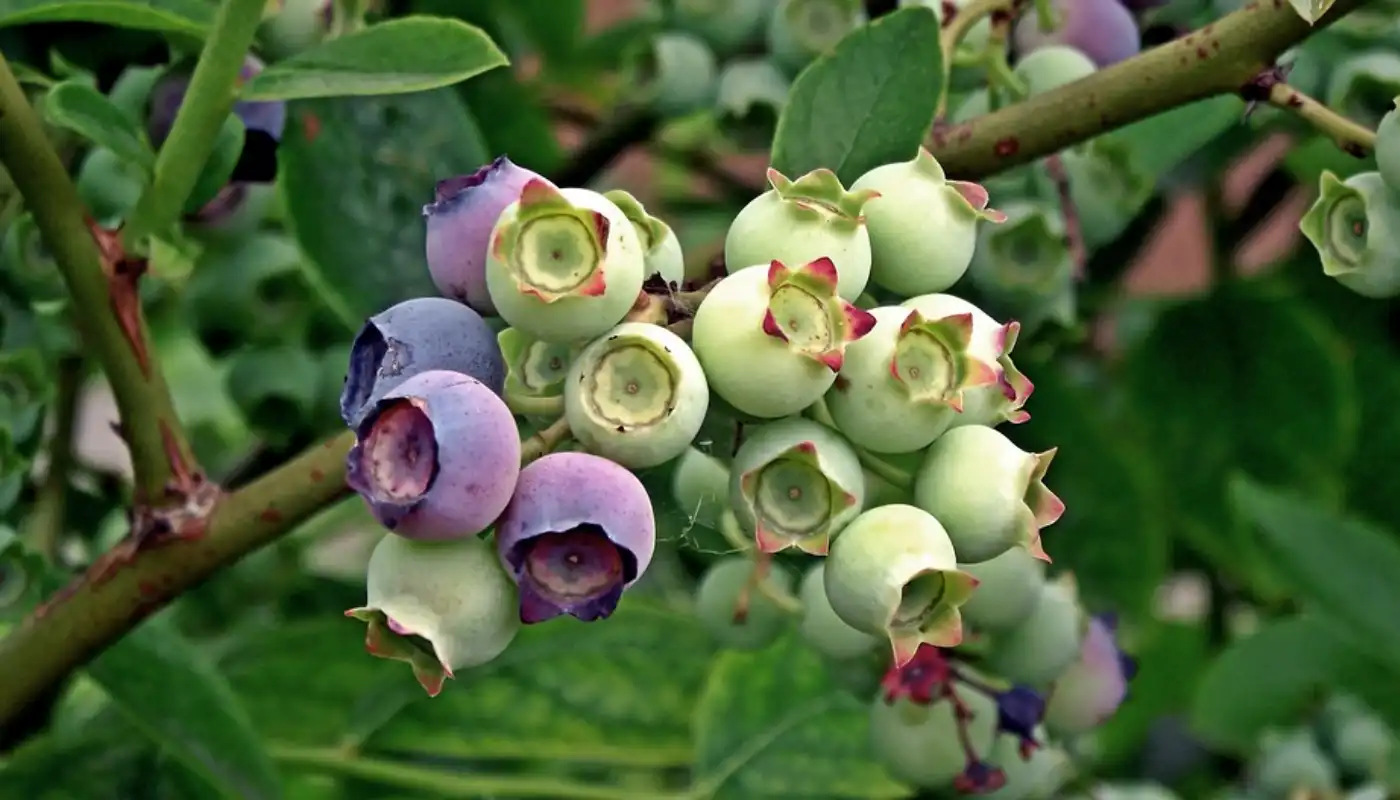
[
  {"left": 738, "top": 438, "right": 862, "bottom": 555},
  {"left": 890, "top": 310, "right": 1000, "bottom": 411},
  {"left": 991, "top": 320, "right": 1036, "bottom": 425},
  {"left": 345, "top": 607, "right": 455, "bottom": 697},
  {"left": 491, "top": 179, "right": 611, "bottom": 303},
  {"left": 1021, "top": 448, "right": 1066, "bottom": 561},
  {"left": 761, "top": 257, "right": 876, "bottom": 371},
  {"left": 1300, "top": 170, "right": 1377, "bottom": 279},
  {"left": 908, "top": 146, "right": 1008, "bottom": 227},
  {"left": 767, "top": 166, "right": 880, "bottom": 230}
]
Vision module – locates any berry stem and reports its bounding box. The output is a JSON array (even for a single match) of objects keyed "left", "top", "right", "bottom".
[
  {"left": 270, "top": 743, "right": 689, "bottom": 800},
  {"left": 1263, "top": 81, "right": 1376, "bottom": 158},
  {"left": 0, "top": 52, "right": 197, "bottom": 506},
  {"left": 121, "top": 0, "right": 269, "bottom": 248},
  {"left": 930, "top": 0, "right": 1370, "bottom": 178},
  {"left": 937, "top": 0, "right": 1027, "bottom": 118},
  {"left": 521, "top": 416, "right": 573, "bottom": 464},
  {"left": 506, "top": 392, "right": 567, "bottom": 417}
]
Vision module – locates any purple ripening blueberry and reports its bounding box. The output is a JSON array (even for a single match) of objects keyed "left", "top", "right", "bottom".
[
  {"left": 147, "top": 55, "right": 287, "bottom": 147},
  {"left": 1012, "top": 0, "right": 1141, "bottom": 68},
  {"left": 1043, "top": 612, "right": 1136, "bottom": 735},
  {"left": 340, "top": 296, "right": 506, "bottom": 428},
  {"left": 494, "top": 452, "right": 657, "bottom": 625},
  {"left": 424, "top": 156, "right": 551, "bottom": 316},
  {"left": 346, "top": 370, "right": 520, "bottom": 540}
]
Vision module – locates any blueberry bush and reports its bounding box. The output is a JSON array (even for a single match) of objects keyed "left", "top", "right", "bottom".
[{"left": 0, "top": 0, "right": 1397, "bottom": 797}]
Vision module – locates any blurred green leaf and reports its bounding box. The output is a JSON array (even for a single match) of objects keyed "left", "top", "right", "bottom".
[
  {"left": 183, "top": 113, "right": 244, "bottom": 215},
  {"left": 1104, "top": 96, "right": 1245, "bottom": 179},
  {"left": 0, "top": 0, "right": 212, "bottom": 33},
  {"left": 770, "top": 6, "right": 942, "bottom": 186},
  {"left": 1229, "top": 477, "right": 1400, "bottom": 670},
  {"left": 1344, "top": 338, "right": 1400, "bottom": 527},
  {"left": 85, "top": 613, "right": 281, "bottom": 800},
  {"left": 1284, "top": 134, "right": 1376, "bottom": 185},
  {"left": 690, "top": 632, "right": 912, "bottom": 799},
  {"left": 0, "top": 716, "right": 155, "bottom": 798},
  {"left": 495, "top": 0, "right": 584, "bottom": 66},
  {"left": 241, "top": 17, "right": 508, "bottom": 101},
  {"left": 459, "top": 68, "right": 564, "bottom": 175},
  {"left": 224, "top": 345, "right": 320, "bottom": 445},
  {"left": 1190, "top": 614, "right": 1384, "bottom": 752},
  {"left": 1011, "top": 357, "right": 1169, "bottom": 615},
  {"left": 1120, "top": 280, "right": 1359, "bottom": 575},
  {"left": 279, "top": 89, "right": 489, "bottom": 322},
  {"left": 0, "top": 525, "right": 49, "bottom": 615},
  {"left": 41, "top": 79, "right": 153, "bottom": 171},
  {"left": 1094, "top": 621, "right": 1210, "bottom": 768}
]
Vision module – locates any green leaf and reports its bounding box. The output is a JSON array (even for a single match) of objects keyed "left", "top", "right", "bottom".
[
  {"left": 1189, "top": 613, "right": 1397, "bottom": 752},
  {"left": 240, "top": 17, "right": 508, "bottom": 101},
  {"left": 459, "top": 68, "right": 564, "bottom": 175},
  {"left": 1286, "top": 0, "right": 1335, "bottom": 24},
  {"left": 225, "top": 603, "right": 715, "bottom": 765},
  {"left": 0, "top": 0, "right": 212, "bottom": 33},
  {"left": 183, "top": 113, "right": 244, "bottom": 214},
  {"left": 85, "top": 613, "right": 281, "bottom": 799},
  {"left": 1283, "top": 134, "right": 1377, "bottom": 186},
  {"left": 1103, "top": 95, "right": 1246, "bottom": 179},
  {"left": 279, "top": 89, "right": 490, "bottom": 322},
  {"left": 1010, "top": 357, "right": 1169, "bottom": 615},
  {"left": 1120, "top": 280, "right": 1359, "bottom": 577},
  {"left": 1229, "top": 477, "right": 1400, "bottom": 669},
  {"left": 690, "top": 632, "right": 912, "bottom": 799},
  {"left": 497, "top": 0, "right": 585, "bottom": 66},
  {"left": 770, "top": 6, "right": 942, "bottom": 186}
]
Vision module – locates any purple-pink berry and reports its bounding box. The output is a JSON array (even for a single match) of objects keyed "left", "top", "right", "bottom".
[
  {"left": 494, "top": 452, "right": 656, "bottom": 625},
  {"left": 346, "top": 370, "right": 520, "bottom": 540},
  {"left": 424, "top": 156, "right": 551, "bottom": 315},
  {"left": 1012, "top": 0, "right": 1141, "bottom": 68}
]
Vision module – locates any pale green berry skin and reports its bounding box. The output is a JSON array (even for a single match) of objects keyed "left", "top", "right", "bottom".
[
  {"left": 1326, "top": 52, "right": 1400, "bottom": 130},
  {"left": 629, "top": 31, "right": 720, "bottom": 118},
  {"left": 715, "top": 58, "right": 790, "bottom": 148},
  {"left": 1041, "top": 142, "right": 1152, "bottom": 250},
  {"left": 723, "top": 194, "right": 872, "bottom": 302},
  {"left": 969, "top": 200, "right": 1076, "bottom": 334},
  {"left": 694, "top": 556, "right": 796, "bottom": 650},
  {"left": 604, "top": 189, "right": 686, "bottom": 288},
  {"left": 360, "top": 534, "right": 521, "bottom": 671},
  {"left": 729, "top": 416, "right": 866, "bottom": 544},
  {"left": 1090, "top": 784, "right": 1182, "bottom": 800},
  {"left": 984, "top": 729, "right": 1074, "bottom": 800},
  {"left": 1299, "top": 171, "right": 1400, "bottom": 299},
  {"left": 671, "top": 446, "right": 731, "bottom": 529},
  {"left": 485, "top": 187, "right": 647, "bottom": 344},
  {"left": 766, "top": 0, "right": 866, "bottom": 76},
  {"left": 1378, "top": 105, "right": 1400, "bottom": 194},
  {"left": 1255, "top": 730, "right": 1339, "bottom": 797},
  {"left": 870, "top": 690, "right": 999, "bottom": 788},
  {"left": 985, "top": 579, "right": 1084, "bottom": 687},
  {"left": 903, "top": 293, "right": 1026, "bottom": 429},
  {"left": 852, "top": 158, "right": 984, "bottom": 297},
  {"left": 959, "top": 546, "right": 1046, "bottom": 631},
  {"left": 671, "top": 0, "right": 774, "bottom": 57},
  {"left": 1014, "top": 45, "right": 1097, "bottom": 96},
  {"left": 798, "top": 562, "right": 880, "bottom": 660},
  {"left": 825, "top": 306, "right": 959, "bottom": 454},
  {"left": 564, "top": 322, "right": 709, "bottom": 469},
  {"left": 1332, "top": 713, "right": 1393, "bottom": 778},
  {"left": 913, "top": 425, "right": 1055, "bottom": 564},
  {"left": 691, "top": 265, "right": 841, "bottom": 417},
  {"left": 1347, "top": 784, "right": 1389, "bottom": 800}
]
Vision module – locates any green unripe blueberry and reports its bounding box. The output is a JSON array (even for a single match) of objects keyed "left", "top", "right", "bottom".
[
  {"left": 1333, "top": 713, "right": 1393, "bottom": 779},
  {"left": 671, "top": 446, "right": 731, "bottom": 529},
  {"left": 985, "top": 728, "right": 1075, "bottom": 800},
  {"left": 1042, "top": 139, "right": 1153, "bottom": 250},
  {"left": 913, "top": 424, "right": 1063, "bottom": 564},
  {"left": 485, "top": 181, "right": 647, "bottom": 344},
  {"left": 692, "top": 260, "right": 876, "bottom": 418},
  {"left": 766, "top": 0, "right": 866, "bottom": 76},
  {"left": 798, "top": 562, "right": 880, "bottom": 659},
  {"left": 869, "top": 689, "right": 999, "bottom": 788},
  {"left": 824, "top": 504, "right": 978, "bottom": 666},
  {"left": 715, "top": 58, "right": 790, "bottom": 150},
  {"left": 959, "top": 546, "right": 1047, "bottom": 632},
  {"left": 498, "top": 326, "right": 579, "bottom": 401},
  {"left": 969, "top": 200, "right": 1077, "bottom": 334},
  {"left": 730, "top": 416, "right": 866, "bottom": 554},
  {"left": 724, "top": 167, "right": 877, "bottom": 301},
  {"left": 347, "top": 534, "right": 522, "bottom": 696},
  {"left": 1326, "top": 51, "right": 1400, "bottom": 130},
  {"left": 852, "top": 147, "right": 1007, "bottom": 297},
  {"left": 1347, "top": 784, "right": 1389, "bottom": 800},
  {"left": 984, "top": 575, "right": 1085, "bottom": 687},
  {"left": 1254, "top": 729, "right": 1339, "bottom": 797},
  {"left": 694, "top": 556, "right": 796, "bottom": 650},
  {"left": 604, "top": 189, "right": 685, "bottom": 288},
  {"left": 564, "top": 322, "right": 709, "bottom": 469},
  {"left": 826, "top": 306, "right": 1004, "bottom": 454},
  {"left": 1299, "top": 171, "right": 1400, "bottom": 299},
  {"left": 1090, "top": 784, "right": 1182, "bottom": 800},
  {"left": 1377, "top": 103, "right": 1400, "bottom": 193},
  {"left": 1014, "top": 45, "right": 1097, "bottom": 95},
  {"left": 623, "top": 31, "right": 719, "bottom": 118},
  {"left": 670, "top": 0, "right": 774, "bottom": 57},
  {"left": 259, "top": 0, "right": 330, "bottom": 58}
]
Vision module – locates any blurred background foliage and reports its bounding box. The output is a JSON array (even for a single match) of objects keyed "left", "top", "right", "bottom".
[{"left": 0, "top": 0, "right": 1398, "bottom": 797}]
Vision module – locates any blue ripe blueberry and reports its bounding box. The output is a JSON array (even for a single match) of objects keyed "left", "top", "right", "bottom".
[
  {"left": 340, "top": 297, "right": 506, "bottom": 428},
  {"left": 346, "top": 370, "right": 521, "bottom": 540},
  {"left": 425, "top": 157, "right": 551, "bottom": 315},
  {"left": 346, "top": 533, "right": 520, "bottom": 696},
  {"left": 1012, "top": 0, "right": 1141, "bottom": 68},
  {"left": 494, "top": 452, "right": 657, "bottom": 624}
]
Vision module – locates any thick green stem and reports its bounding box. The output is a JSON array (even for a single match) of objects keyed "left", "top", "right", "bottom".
[
  {"left": 122, "top": 0, "right": 268, "bottom": 247},
  {"left": 0, "top": 431, "right": 357, "bottom": 727},
  {"left": 0, "top": 53, "right": 191, "bottom": 501},
  {"left": 271, "top": 744, "right": 688, "bottom": 799},
  {"left": 931, "top": 0, "right": 1370, "bottom": 179}
]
